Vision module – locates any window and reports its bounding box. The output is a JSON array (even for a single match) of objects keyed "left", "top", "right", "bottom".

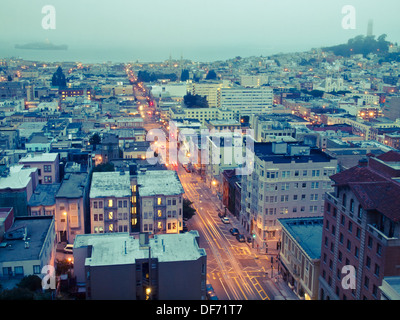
[
  {"left": 303, "top": 170, "right": 307, "bottom": 176},
  {"left": 94, "top": 214, "right": 98, "bottom": 221},
  {"left": 348, "top": 221, "right": 353, "bottom": 233},
  {"left": 358, "top": 205, "right": 363, "bottom": 219},
  {"left": 377, "top": 243, "right": 382, "bottom": 256},
  {"left": 356, "top": 228, "right": 361, "bottom": 239},
  {"left": 108, "top": 199, "right": 113, "bottom": 207},
  {"left": 368, "top": 236, "right": 373, "bottom": 248},
  {"left": 366, "top": 256, "right": 371, "bottom": 269},
  {"left": 172, "top": 199, "right": 177, "bottom": 205},
  {"left": 118, "top": 201, "right": 122, "bottom": 208},
  {"left": 44, "top": 165, "right": 52, "bottom": 172},
  {"left": 364, "top": 276, "right": 369, "bottom": 289},
  {"left": 312, "top": 170, "right": 320, "bottom": 177},
  {"left": 33, "top": 265, "right": 41, "bottom": 274},
  {"left": 123, "top": 200, "right": 127, "bottom": 208},
  {"left": 374, "top": 264, "right": 380, "bottom": 277},
  {"left": 93, "top": 202, "right": 98, "bottom": 209},
  {"left": 350, "top": 199, "right": 354, "bottom": 213},
  {"left": 347, "top": 240, "right": 351, "bottom": 251},
  {"left": 157, "top": 198, "right": 162, "bottom": 205},
  {"left": 14, "top": 266, "right": 24, "bottom": 275},
  {"left": 355, "top": 246, "right": 359, "bottom": 258},
  {"left": 339, "top": 233, "right": 344, "bottom": 244},
  {"left": 44, "top": 176, "right": 52, "bottom": 183},
  {"left": 311, "top": 182, "right": 319, "bottom": 189},
  {"left": 342, "top": 194, "right": 347, "bottom": 208},
  {"left": 99, "top": 201, "right": 103, "bottom": 209}
]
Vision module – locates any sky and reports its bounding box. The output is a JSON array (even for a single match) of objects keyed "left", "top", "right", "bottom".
[{"left": 0, "top": 0, "right": 399, "bottom": 62}]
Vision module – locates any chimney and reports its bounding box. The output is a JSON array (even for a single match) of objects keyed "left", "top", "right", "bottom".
[{"left": 358, "top": 157, "right": 368, "bottom": 167}]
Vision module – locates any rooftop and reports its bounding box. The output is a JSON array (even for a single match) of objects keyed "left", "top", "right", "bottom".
[
  {"left": 0, "top": 216, "right": 54, "bottom": 263},
  {"left": 137, "top": 169, "right": 184, "bottom": 197},
  {"left": 0, "top": 165, "right": 37, "bottom": 190},
  {"left": 74, "top": 230, "right": 205, "bottom": 267},
  {"left": 56, "top": 173, "right": 88, "bottom": 199},
  {"left": 278, "top": 217, "right": 323, "bottom": 260},
  {"left": 19, "top": 152, "right": 59, "bottom": 163},
  {"left": 28, "top": 183, "right": 61, "bottom": 207},
  {"left": 90, "top": 171, "right": 131, "bottom": 198}
]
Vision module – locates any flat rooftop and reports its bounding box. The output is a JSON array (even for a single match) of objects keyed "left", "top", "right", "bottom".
[
  {"left": 74, "top": 230, "right": 206, "bottom": 267},
  {"left": 56, "top": 173, "right": 88, "bottom": 199},
  {"left": 137, "top": 169, "right": 184, "bottom": 197},
  {"left": 0, "top": 165, "right": 37, "bottom": 190},
  {"left": 278, "top": 217, "right": 323, "bottom": 260},
  {"left": 0, "top": 216, "right": 54, "bottom": 263},
  {"left": 90, "top": 171, "right": 131, "bottom": 198},
  {"left": 254, "top": 142, "right": 334, "bottom": 164},
  {"left": 19, "top": 153, "right": 58, "bottom": 163}
]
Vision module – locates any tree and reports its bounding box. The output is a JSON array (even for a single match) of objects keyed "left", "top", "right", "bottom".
[
  {"left": 205, "top": 69, "right": 217, "bottom": 80},
  {"left": 89, "top": 133, "right": 101, "bottom": 145},
  {"left": 17, "top": 275, "right": 42, "bottom": 292},
  {"left": 183, "top": 198, "right": 196, "bottom": 220},
  {"left": 0, "top": 287, "right": 34, "bottom": 300},
  {"left": 183, "top": 92, "right": 209, "bottom": 108},
  {"left": 51, "top": 66, "right": 67, "bottom": 87},
  {"left": 180, "top": 69, "right": 189, "bottom": 82}
]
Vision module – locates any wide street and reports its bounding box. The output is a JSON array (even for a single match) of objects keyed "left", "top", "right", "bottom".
[{"left": 127, "top": 67, "right": 299, "bottom": 301}]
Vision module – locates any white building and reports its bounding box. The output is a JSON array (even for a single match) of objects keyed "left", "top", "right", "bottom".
[
  {"left": 240, "top": 142, "right": 337, "bottom": 251},
  {"left": 240, "top": 75, "right": 269, "bottom": 88},
  {"left": 219, "top": 86, "right": 273, "bottom": 116},
  {"left": 90, "top": 171, "right": 132, "bottom": 234},
  {"left": 137, "top": 169, "right": 184, "bottom": 235},
  {"left": 73, "top": 231, "right": 207, "bottom": 300}
]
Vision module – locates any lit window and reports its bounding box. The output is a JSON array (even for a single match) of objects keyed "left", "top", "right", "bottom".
[
  {"left": 109, "top": 212, "right": 113, "bottom": 220},
  {"left": 108, "top": 199, "right": 113, "bottom": 207},
  {"left": 157, "top": 198, "right": 162, "bottom": 205}
]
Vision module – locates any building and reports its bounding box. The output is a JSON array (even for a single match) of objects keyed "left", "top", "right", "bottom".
[
  {"left": 25, "top": 133, "right": 52, "bottom": 153},
  {"left": 222, "top": 170, "right": 241, "bottom": 219},
  {"left": 0, "top": 216, "right": 56, "bottom": 282},
  {"left": 89, "top": 171, "right": 132, "bottom": 234},
  {"left": 0, "top": 165, "right": 39, "bottom": 217},
  {"left": 187, "top": 80, "right": 231, "bottom": 108},
  {"left": 137, "top": 169, "right": 184, "bottom": 234},
  {"left": 55, "top": 173, "right": 89, "bottom": 243},
  {"left": 380, "top": 277, "right": 400, "bottom": 300},
  {"left": 73, "top": 231, "right": 207, "bottom": 300},
  {"left": 219, "top": 86, "right": 274, "bottom": 116},
  {"left": 240, "top": 75, "right": 269, "bottom": 88},
  {"left": 240, "top": 142, "right": 337, "bottom": 251},
  {"left": 278, "top": 217, "right": 323, "bottom": 300},
  {"left": 19, "top": 152, "right": 60, "bottom": 184},
  {"left": 319, "top": 151, "right": 400, "bottom": 300},
  {"left": 28, "top": 183, "right": 61, "bottom": 217}
]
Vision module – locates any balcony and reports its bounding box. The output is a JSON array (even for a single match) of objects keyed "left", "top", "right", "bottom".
[{"left": 367, "top": 224, "right": 400, "bottom": 247}]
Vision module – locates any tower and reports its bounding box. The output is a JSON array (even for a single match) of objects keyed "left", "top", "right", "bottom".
[{"left": 367, "top": 19, "right": 373, "bottom": 37}]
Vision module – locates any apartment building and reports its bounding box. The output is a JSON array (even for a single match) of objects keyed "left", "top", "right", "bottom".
[
  {"left": 55, "top": 173, "right": 89, "bottom": 243},
  {"left": 73, "top": 231, "right": 207, "bottom": 300},
  {"left": 240, "top": 75, "right": 269, "bottom": 88},
  {"left": 137, "top": 169, "right": 184, "bottom": 235},
  {"left": 319, "top": 151, "right": 400, "bottom": 300},
  {"left": 0, "top": 165, "right": 39, "bottom": 217},
  {"left": 187, "top": 80, "right": 231, "bottom": 108},
  {"left": 89, "top": 171, "right": 132, "bottom": 234},
  {"left": 240, "top": 142, "right": 337, "bottom": 251},
  {"left": 219, "top": 86, "right": 273, "bottom": 116},
  {"left": 19, "top": 152, "right": 60, "bottom": 184},
  {"left": 169, "top": 106, "right": 236, "bottom": 125},
  {"left": 0, "top": 215, "right": 56, "bottom": 281},
  {"left": 278, "top": 217, "right": 323, "bottom": 300}
]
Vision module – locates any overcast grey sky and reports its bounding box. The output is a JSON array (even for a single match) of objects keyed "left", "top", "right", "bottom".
[{"left": 1, "top": 0, "right": 399, "bottom": 62}]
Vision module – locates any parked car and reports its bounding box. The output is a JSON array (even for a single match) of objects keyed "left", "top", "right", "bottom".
[
  {"left": 236, "top": 234, "right": 246, "bottom": 242},
  {"left": 247, "top": 236, "right": 253, "bottom": 243},
  {"left": 217, "top": 210, "right": 225, "bottom": 218},
  {"left": 206, "top": 283, "right": 218, "bottom": 300},
  {"left": 221, "top": 216, "right": 230, "bottom": 224},
  {"left": 63, "top": 244, "right": 73, "bottom": 254},
  {"left": 230, "top": 228, "right": 239, "bottom": 236}
]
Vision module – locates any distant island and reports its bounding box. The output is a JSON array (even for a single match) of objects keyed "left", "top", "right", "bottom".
[{"left": 15, "top": 41, "right": 68, "bottom": 51}]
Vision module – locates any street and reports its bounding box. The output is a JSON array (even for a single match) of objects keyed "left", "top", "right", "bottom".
[{"left": 126, "top": 66, "right": 299, "bottom": 301}]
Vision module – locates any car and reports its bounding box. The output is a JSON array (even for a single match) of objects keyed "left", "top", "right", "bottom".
[
  {"left": 217, "top": 210, "right": 225, "bottom": 218},
  {"left": 247, "top": 236, "right": 253, "bottom": 243},
  {"left": 230, "top": 228, "right": 239, "bottom": 236},
  {"left": 221, "top": 216, "right": 230, "bottom": 224},
  {"left": 208, "top": 292, "right": 219, "bottom": 300},
  {"left": 206, "top": 283, "right": 214, "bottom": 295},
  {"left": 63, "top": 244, "right": 73, "bottom": 254},
  {"left": 236, "top": 234, "right": 246, "bottom": 242}
]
